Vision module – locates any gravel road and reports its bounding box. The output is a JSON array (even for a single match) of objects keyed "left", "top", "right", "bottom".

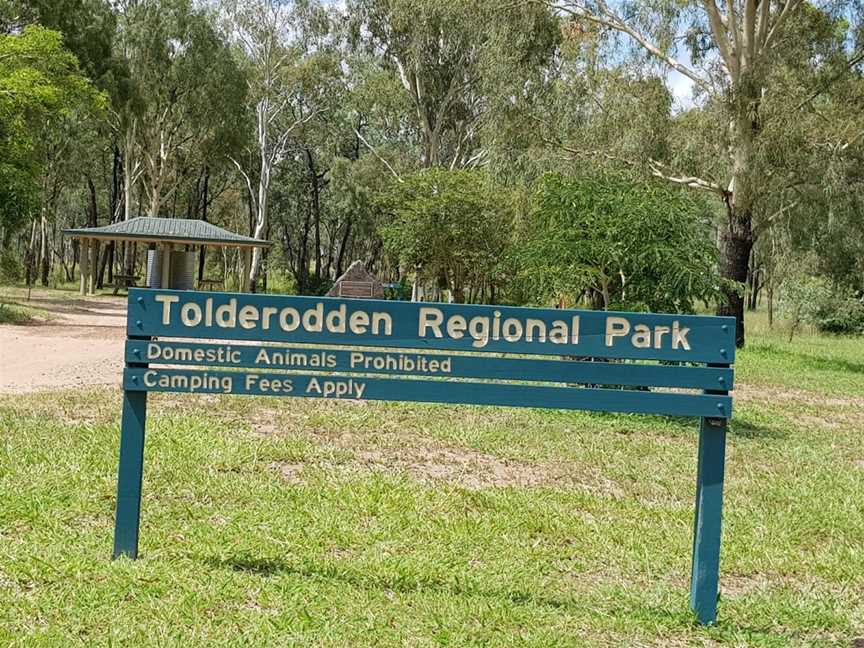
[{"left": 0, "top": 292, "right": 127, "bottom": 393}]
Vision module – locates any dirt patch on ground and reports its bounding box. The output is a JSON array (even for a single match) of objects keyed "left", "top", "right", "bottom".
[
  {"left": 0, "top": 291, "right": 127, "bottom": 394},
  {"left": 735, "top": 383, "right": 864, "bottom": 430},
  {"left": 355, "top": 446, "right": 578, "bottom": 489},
  {"left": 272, "top": 462, "right": 306, "bottom": 484},
  {"left": 271, "top": 438, "right": 623, "bottom": 493},
  {"left": 735, "top": 384, "right": 864, "bottom": 409}
]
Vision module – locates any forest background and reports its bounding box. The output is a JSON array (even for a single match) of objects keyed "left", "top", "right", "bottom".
[{"left": 1, "top": 0, "right": 863, "bottom": 347}]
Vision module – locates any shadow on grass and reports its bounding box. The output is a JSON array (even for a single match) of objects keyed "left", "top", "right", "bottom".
[
  {"left": 200, "top": 554, "right": 785, "bottom": 638},
  {"left": 728, "top": 417, "right": 789, "bottom": 441},
  {"left": 203, "top": 553, "right": 575, "bottom": 611}
]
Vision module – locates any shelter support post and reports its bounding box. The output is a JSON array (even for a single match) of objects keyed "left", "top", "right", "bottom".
[
  {"left": 79, "top": 239, "right": 90, "bottom": 295},
  {"left": 161, "top": 243, "right": 172, "bottom": 289},
  {"left": 241, "top": 247, "right": 251, "bottom": 292},
  {"left": 113, "top": 388, "right": 147, "bottom": 559},
  {"left": 689, "top": 415, "right": 727, "bottom": 625},
  {"left": 89, "top": 239, "right": 99, "bottom": 294}
]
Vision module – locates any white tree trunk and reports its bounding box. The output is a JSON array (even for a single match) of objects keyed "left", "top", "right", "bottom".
[
  {"left": 247, "top": 102, "right": 271, "bottom": 292},
  {"left": 122, "top": 125, "right": 140, "bottom": 274}
]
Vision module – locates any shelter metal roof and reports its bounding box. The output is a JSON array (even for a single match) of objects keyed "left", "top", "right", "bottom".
[{"left": 64, "top": 217, "right": 271, "bottom": 248}]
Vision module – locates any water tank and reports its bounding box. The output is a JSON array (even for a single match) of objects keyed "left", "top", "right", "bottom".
[
  {"left": 146, "top": 249, "right": 163, "bottom": 288},
  {"left": 170, "top": 250, "right": 196, "bottom": 290}
]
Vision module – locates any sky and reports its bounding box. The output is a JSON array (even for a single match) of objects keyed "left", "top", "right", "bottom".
[{"left": 667, "top": 69, "right": 696, "bottom": 112}]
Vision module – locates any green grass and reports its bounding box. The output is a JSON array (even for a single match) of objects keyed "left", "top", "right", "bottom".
[
  {"left": 0, "top": 298, "right": 54, "bottom": 324},
  {"left": 1, "top": 313, "right": 862, "bottom": 646}
]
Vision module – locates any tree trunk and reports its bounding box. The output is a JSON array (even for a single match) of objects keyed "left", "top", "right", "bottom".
[
  {"left": 717, "top": 207, "right": 754, "bottom": 348},
  {"left": 716, "top": 98, "right": 760, "bottom": 347},
  {"left": 198, "top": 166, "right": 209, "bottom": 282},
  {"left": 149, "top": 179, "right": 162, "bottom": 218},
  {"left": 25, "top": 221, "right": 37, "bottom": 287},
  {"left": 248, "top": 139, "right": 271, "bottom": 293},
  {"left": 39, "top": 214, "right": 50, "bottom": 286},
  {"left": 123, "top": 131, "right": 136, "bottom": 275},
  {"left": 334, "top": 218, "right": 352, "bottom": 279},
  {"left": 767, "top": 279, "right": 774, "bottom": 329},
  {"left": 304, "top": 148, "right": 324, "bottom": 285},
  {"left": 746, "top": 247, "right": 763, "bottom": 311},
  {"left": 295, "top": 194, "right": 313, "bottom": 294}
]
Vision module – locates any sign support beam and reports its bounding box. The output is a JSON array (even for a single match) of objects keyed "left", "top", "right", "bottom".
[
  {"left": 113, "top": 390, "right": 147, "bottom": 559},
  {"left": 113, "top": 335, "right": 150, "bottom": 559},
  {"left": 689, "top": 415, "right": 727, "bottom": 624}
]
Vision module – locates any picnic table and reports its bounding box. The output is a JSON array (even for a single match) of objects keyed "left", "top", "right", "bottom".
[{"left": 110, "top": 274, "right": 139, "bottom": 295}]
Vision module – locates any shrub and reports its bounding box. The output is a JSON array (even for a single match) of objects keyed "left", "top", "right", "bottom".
[
  {"left": 812, "top": 288, "right": 864, "bottom": 335},
  {"left": 781, "top": 276, "right": 864, "bottom": 338},
  {"left": 0, "top": 252, "right": 22, "bottom": 283},
  {"left": 514, "top": 174, "right": 720, "bottom": 312}
]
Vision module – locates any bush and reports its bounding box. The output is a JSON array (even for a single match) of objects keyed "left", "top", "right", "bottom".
[
  {"left": 514, "top": 174, "right": 720, "bottom": 312},
  {"left": 781, "top": 276, "right": 864, "bottom": 337},
  {"left": 812, "top": 288, "right": 864, "bottom": 335},
  {"left": 0, "top": 252, "right": 22, "bottom": 283}
]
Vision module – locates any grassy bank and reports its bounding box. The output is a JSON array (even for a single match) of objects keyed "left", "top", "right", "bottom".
[
  {"left": 0, "top": 314, "right": 862, "bottom": 646},
  {"left": 0, "top": 295, "right": 54, "bottom": 325}
]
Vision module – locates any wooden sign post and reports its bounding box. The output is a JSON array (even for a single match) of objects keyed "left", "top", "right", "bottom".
[{"left": 114, "top": 288, "right": 735, "bottom": 625}]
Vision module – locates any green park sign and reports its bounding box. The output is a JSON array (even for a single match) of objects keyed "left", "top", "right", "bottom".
[{"left": 113, "top": 288, "right": 736, "bottom": 624}]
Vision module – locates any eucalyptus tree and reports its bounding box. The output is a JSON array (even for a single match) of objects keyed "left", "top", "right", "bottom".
[
  {"left": 0, "top": 25, "right": 104, "bottom": 282},
  {"left": 114, "top": 0, "right": 244, "bottom": 219},
  {"left": 221, "top": 0, "right": 334, "bottom": 292},
  {"left": 380, "top": 169, "right": 515, "bottom": 303},
  {"left": 20, "top": 0, "right": 119, "bottom": 87},
  {"left": 267, "top": 50, "right": 412, "bottom": 294},
  {"left": 348, "top": 0, "right": 559, "bottom": 170},
  {"left": 535, "top": 0, "right": 864, "bottom": 345}
]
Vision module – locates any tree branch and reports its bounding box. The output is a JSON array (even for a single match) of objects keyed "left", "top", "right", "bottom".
[
  {"left": 648, "top": 159, "right": 726, "bottom": 194},
  {"left": 754, "top": 201, "right": 797, "bottom": 237},
  {"left": 763, "top": 0, "right": 803, "bottom": 49},
  {"left": 796, "top": 48, "right": 864, "bottom": 110},
  {"left": 544, "top": 0, "right": 714, "bottom": 93},
  {"left": 353, "top": 128, "right": 403, "bottom": 183},
  {"left": 703, "top": 0, "right": 738, "bottom": 80},
  {"left": 228, "top": 155, "right": 258, "bottom": 216}
]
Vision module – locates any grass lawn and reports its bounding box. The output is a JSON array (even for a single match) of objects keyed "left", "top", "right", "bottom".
[
  {"left": 0, "top": 292, "right": 54, "bottom": 325},
  {"left": 1, "top": 310, "right": 862, "bottom": 646}
]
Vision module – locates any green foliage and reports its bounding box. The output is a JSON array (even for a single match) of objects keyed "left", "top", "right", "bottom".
[
  {"left": 349, "top": 0, "right": 559, "bottom": 169},
  {"left": 380, "top": 169, "right": 515, "bottom": 302},
  {"left": 21, "top": 0, "right": 121, "bottom": 91},
  {"left": 123, "top": 0, "right": 248, "bottom": 166},
  {"left": 779, "top": 275, "right": 828, "bottom": 341},
  {"left": 0, "top": 251, "right": 21, "bottom": 283},
  {"left": 384, "top": 276, "right": 412, "bottom": 301},
  {"left": 782, "top": 276, "right": 864, "bottom": 337},
  {"left": 515, "top": 174, "right": 720, "bottom": 312},
  {"left": 263, "top": 268, "right": 298, "bottom": 296},
  {"left": 813, "top": 289, "right": 864, "bottom": 335},
  {"left": 0, "top": 25, "right": 104, "bottom": 235},
  {"left": 0, "top": 302, "right": 32, "bottom": 324}
]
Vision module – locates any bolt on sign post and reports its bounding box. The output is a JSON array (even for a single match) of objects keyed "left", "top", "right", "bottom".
[{"left": 114, "top": 288, "right": 736, "bottom": 625}]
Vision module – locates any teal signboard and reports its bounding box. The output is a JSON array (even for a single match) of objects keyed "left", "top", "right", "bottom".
[{"left": 114, "top": 288, "right": 735, "bottom": 624}]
